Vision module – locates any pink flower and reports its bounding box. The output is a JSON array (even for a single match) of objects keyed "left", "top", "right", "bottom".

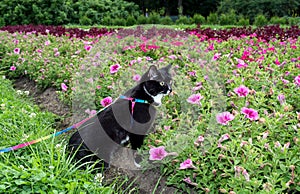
[
  {"left": 294, "top": 75, "right": 300, "bottom": 86},
  {"left": 218, "top": 133, "right": 230, "bottom": 143},
  {"left": 187, "top": 94, "right": 203, "bottom": 105},
  {"left": 85, "top": 109, "right": 97, "bottom": 117},
  {"left": 213, "top": 53, "right": 221, "bottom": 60},
  {"left": 45, "top": 40, "right": 50, "bottom": 46},
  {"left": 110, "top": 64, "right": 121, "bottom": 74},
  {"left": 188, "top": 71, "right": 196, "bottom": 76},
  {"left": 179, "top": 158, "right": 196, "bottom": 169},
  {"left": 101, "top": 96, "right": 113, "bottom": 107},
  {"left": 14, "top": 48, "right": 20, "bottom": 54},
  {"left": 242, "top": 169, "right": 250, "bottom": 181},
  {"left": 236, "top": 58, "right": 248, "bottom": 68},
  {"left": 10, "top": 66, "right": 16, "bottom": 71},
  {"left": 216, "top": 112, "right": 235, "bottom": 125},
  {"left": 132, "top": 74, "right": 141, "bottom": 82},
  {"left": 277, "top": 94, "right": 285, "bottom": 105},
  {"left": 262, "top": 131, "right": 269, "bottom": 139},
  {"left": 274, "top": 58, "right": 281, "bottom": 65},
  {"left": 164, "top": 126, "right": 171, "bottom": 131},
  {"left": 54, "top": 52, "right": 60, "bottom": 57},
  {"left": 194, "top": 135, "right": 204, "bottom": 146},
  {"left": 234, "top": 85, "right": 250, "bottom": 97},
  {"left": 61, "top": 83, "right": 68, "bottom": 92},
  {"left": 149, "top": 146, "right": 168, "bottom": 160},
  {"left": 183, "top": 177, "right": 198, "bottom": 186},
  {"left": 241, "top": 107, "right": 259, "bottom": 121},
  {"left": 84, "top": 45, "right": 92, "bottom": 52}
]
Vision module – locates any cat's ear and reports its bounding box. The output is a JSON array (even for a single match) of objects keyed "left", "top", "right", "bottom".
[
  {"left": 148, "top": 65, "right": 159, "bottom": 79},
  {"left": 160, "top": 64, "right": 172, "bottom": 73}
]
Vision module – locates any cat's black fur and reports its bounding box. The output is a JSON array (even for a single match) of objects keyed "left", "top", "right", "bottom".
[{"left": 68, "top": 65, "right": 172, "bottom": 170}]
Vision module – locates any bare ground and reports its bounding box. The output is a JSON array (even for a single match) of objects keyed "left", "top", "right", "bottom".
[{"left": 13, "top": 77, "right": 182, "bottom": 194}]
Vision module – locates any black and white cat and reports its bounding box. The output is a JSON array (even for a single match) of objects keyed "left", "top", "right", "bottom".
[{"left": 68, "top": 64, "right": 172, "bottom": 170}]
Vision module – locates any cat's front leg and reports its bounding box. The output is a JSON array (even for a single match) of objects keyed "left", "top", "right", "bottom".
[{"left": 129, "top": 133, "right": 145, "bottom": 168}]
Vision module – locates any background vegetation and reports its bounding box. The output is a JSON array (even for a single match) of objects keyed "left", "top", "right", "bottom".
[{"left": 0, "top": 0, "right": 299, "bottom": 27}]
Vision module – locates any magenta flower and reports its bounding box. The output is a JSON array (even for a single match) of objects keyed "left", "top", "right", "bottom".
[
  {"left": 45, "top": 40, "right": 50, "bottom": 46},
  {"left": 234, "top": 85, "right": 250, "bottom": 97},
  {"left": 101, "top": 96, "right": 113, "bottom": 107},
  {"left": 241, "top": 107, "right": 259, "bottom": 121},
  {"left": 84, "top": 45, "right": 92, "bottom": 52},
  {"left": 218, "top": 133, "right": 230, "bottom": 143},
  {"left": 132, "top": 74, "right": 141, "bottom": 82},
  {"left": 179, "top": 158, "right": 197, "bottom": 169},
  {"left": 61, "top": 83, "right": 68, "bottom": 92},
  {"left": 213, "top": 53, "right": 221, "bottom": 60},
  {"left": 149, "top": 146, "right": 168, "bottom": 160},
  {"left": 10, "top": 66, "right": 16, "bottom": 71},
  {"left": 294, "top": 75, "right": 300, "bottom": 86},
  {"left": 216, "top": 112, "right": 235, "bottom": 125},
  {"left": 110, "top": 64, "right": 121, "bottom": 74},
  {"left": 187, "top": 94, "right": 203, "bottom": 105},
  {"left": 14, "top": 48, "right": 20, "bottom": 54}
]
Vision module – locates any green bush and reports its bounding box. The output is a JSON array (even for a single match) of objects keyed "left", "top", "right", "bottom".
[
  {"left": 219, "top": 9, "right": 237, "bottom": 25},
  {"left": 160, "top": 16, "right": 173, "bottom": 25},
  {"left": 0, "top": 17, "right": 5, "bottom": 27},
  {"left": 254, "top": 14, "right": 268, "bottom": 26},
  {"left": 126, "top": 15, "right": 136, "bottom": 26},
  {"left": 288, "top": 17, "right": 300, "bottom": 25},
  {"left": 112, "top": 18, "right": 126, "bottom": 26},
  {"left": 270, "top": 16, "right": 287, "bottom": 25},
  {"left": 207, "top": 12, "right": 218, "bottom": 25},
  {"left": 137, "top": 15, "right": 148, "bottom": 24},
  {"left": 192, "top": 14, "right": 206, "bottom": 24},
  {"left": 237, "top": 16, "right": 250, "bottom": 26},
  {"left": 102, "top": 16, "right": 113, "bottom": 26},
  {"left": 148, "top": 12, "right": 161, "bottom": 24},
  {"left": 175, "top": 16, "right": 191, "bottom": 25},
  {"left": 79, "top": 15, "right": 92, "bottom": 25}
]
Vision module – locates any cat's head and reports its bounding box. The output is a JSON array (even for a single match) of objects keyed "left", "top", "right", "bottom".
[{"left": 140, "top": 64, "right": 172, "bottom": 106}]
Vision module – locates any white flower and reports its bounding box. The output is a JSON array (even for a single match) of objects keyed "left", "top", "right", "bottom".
[{"left": 29, "top": 113, "right": 37, "bottom": 118}]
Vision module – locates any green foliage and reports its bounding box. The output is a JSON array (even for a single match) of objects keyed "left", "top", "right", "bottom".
[
  {"left": 137, "top": 15, "right": 148, "bottom": 24},
  {"left": 126, "top": 16, "right": 137, "bottom": 26},
  {"left": 192, "top": 14, "right": 206, "bottom": 24},
  {"left": 112, "top": 18, "right": 126, "bottom": 26},
  {"left": 237, "top": 16, "right": 250, "bottom": 26},
  {"left": 219, "top": 10, "right": 237, "bottom": 25},
  {"left": 288, "top": 17, "right": 300, "bottom": 25},
  {"left": 160, "top": 16, "right": 173, "bottom": 25},
  {"left": 207, "top": 12, "right": 218, "bottom": 25},
  {"left": 270, "top": 16, "right": 287, "bottom": 25},
  {"left": 102, "top": 16, "right": 113, "bottom": 26},
  {"left": 148, "top": 12, "right": 161, "bottom": 24},
  {"left": 217, "top": 0, "right": 300, "bottom": 24},
  {"left": 176, "top": 16, "right": 191, "bottom": 25},
  {"left": 0, "top": 0, "right": 140, "bottom": 25},
  {"left": 254, "top": 14, "right": 269, "bottom": 26}
]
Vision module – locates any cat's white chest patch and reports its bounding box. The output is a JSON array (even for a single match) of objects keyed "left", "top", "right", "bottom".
[{"left": 153, "top": 93, "right": 164, "bottom": 106}]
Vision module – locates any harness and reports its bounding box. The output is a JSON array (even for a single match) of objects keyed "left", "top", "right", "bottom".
[{"left": 0, "top": 96, "right": 150, "bottom": 153}]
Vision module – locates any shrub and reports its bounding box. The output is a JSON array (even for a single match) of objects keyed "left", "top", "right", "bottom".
[
  {"left": 270, "top": 16, "right": 287, "bottom": 25},
  {"left": 79, "top": 15, "right": 92, "bottom": 25},
  {"left": 137, "top": 15, "right": 148, "bottom": 24},
  {"left": 102, "top": 16, "right": 113, "bottom": 26},
  {"left": 254, "top": 14, "right": 268, "bottom": 26},
  {"left": 148, "top": 12, "right": 161, "bottom": 24},
  {"left": 192, "top": 14, "right": 206, "bottom": 24},
  {"left": 207, "top": 12, "right": 218, "bottom": 25},
  {"left": 112, "top": 18, "right": 126, "bottom": 26},
  {"left": 237, "top": 16, "right": 250, "bottom": 26},
  {"left": 126, "top": 15, "right": 136, "bottom": 26},
  {"left": 0, "top": 17, "right": 5, "bottom": 27},
  {"left": 175, "top": 16, "right": 191, "bottom": 25},
  {"left": 160, "top": 16, "right": 173, "bottom": 25},
  {"left": 287, "top": 17, "right": 300, "bottom": 25},
  {"left": 219, "top": 9, "right": 237, "bottom": 25}
]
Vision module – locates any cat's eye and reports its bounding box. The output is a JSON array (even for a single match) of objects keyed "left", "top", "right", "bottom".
[{"left": 160, "top": 81, "right": 165, "bottom": 86}]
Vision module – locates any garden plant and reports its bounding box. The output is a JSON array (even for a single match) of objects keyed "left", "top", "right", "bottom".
[{"left": 0, "top": 24, "right": 299, "bottom": 193}]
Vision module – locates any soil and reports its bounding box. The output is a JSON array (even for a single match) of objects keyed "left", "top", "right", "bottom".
[{"left": 13, "top": 77, "right": 182, "bottom": 194}]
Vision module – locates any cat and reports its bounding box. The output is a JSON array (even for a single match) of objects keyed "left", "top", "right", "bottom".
[{"left": 68, "top": 64, "right": 172, "bottom": 170}]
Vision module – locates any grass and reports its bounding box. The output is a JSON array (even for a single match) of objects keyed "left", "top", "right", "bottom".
[{"left": 0, "top": 77, "right": 115, "bottom": 193}]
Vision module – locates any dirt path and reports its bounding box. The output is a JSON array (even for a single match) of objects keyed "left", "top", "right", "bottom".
[{"left": 13, "top": 77, "right": 182, "bottom": 194}]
